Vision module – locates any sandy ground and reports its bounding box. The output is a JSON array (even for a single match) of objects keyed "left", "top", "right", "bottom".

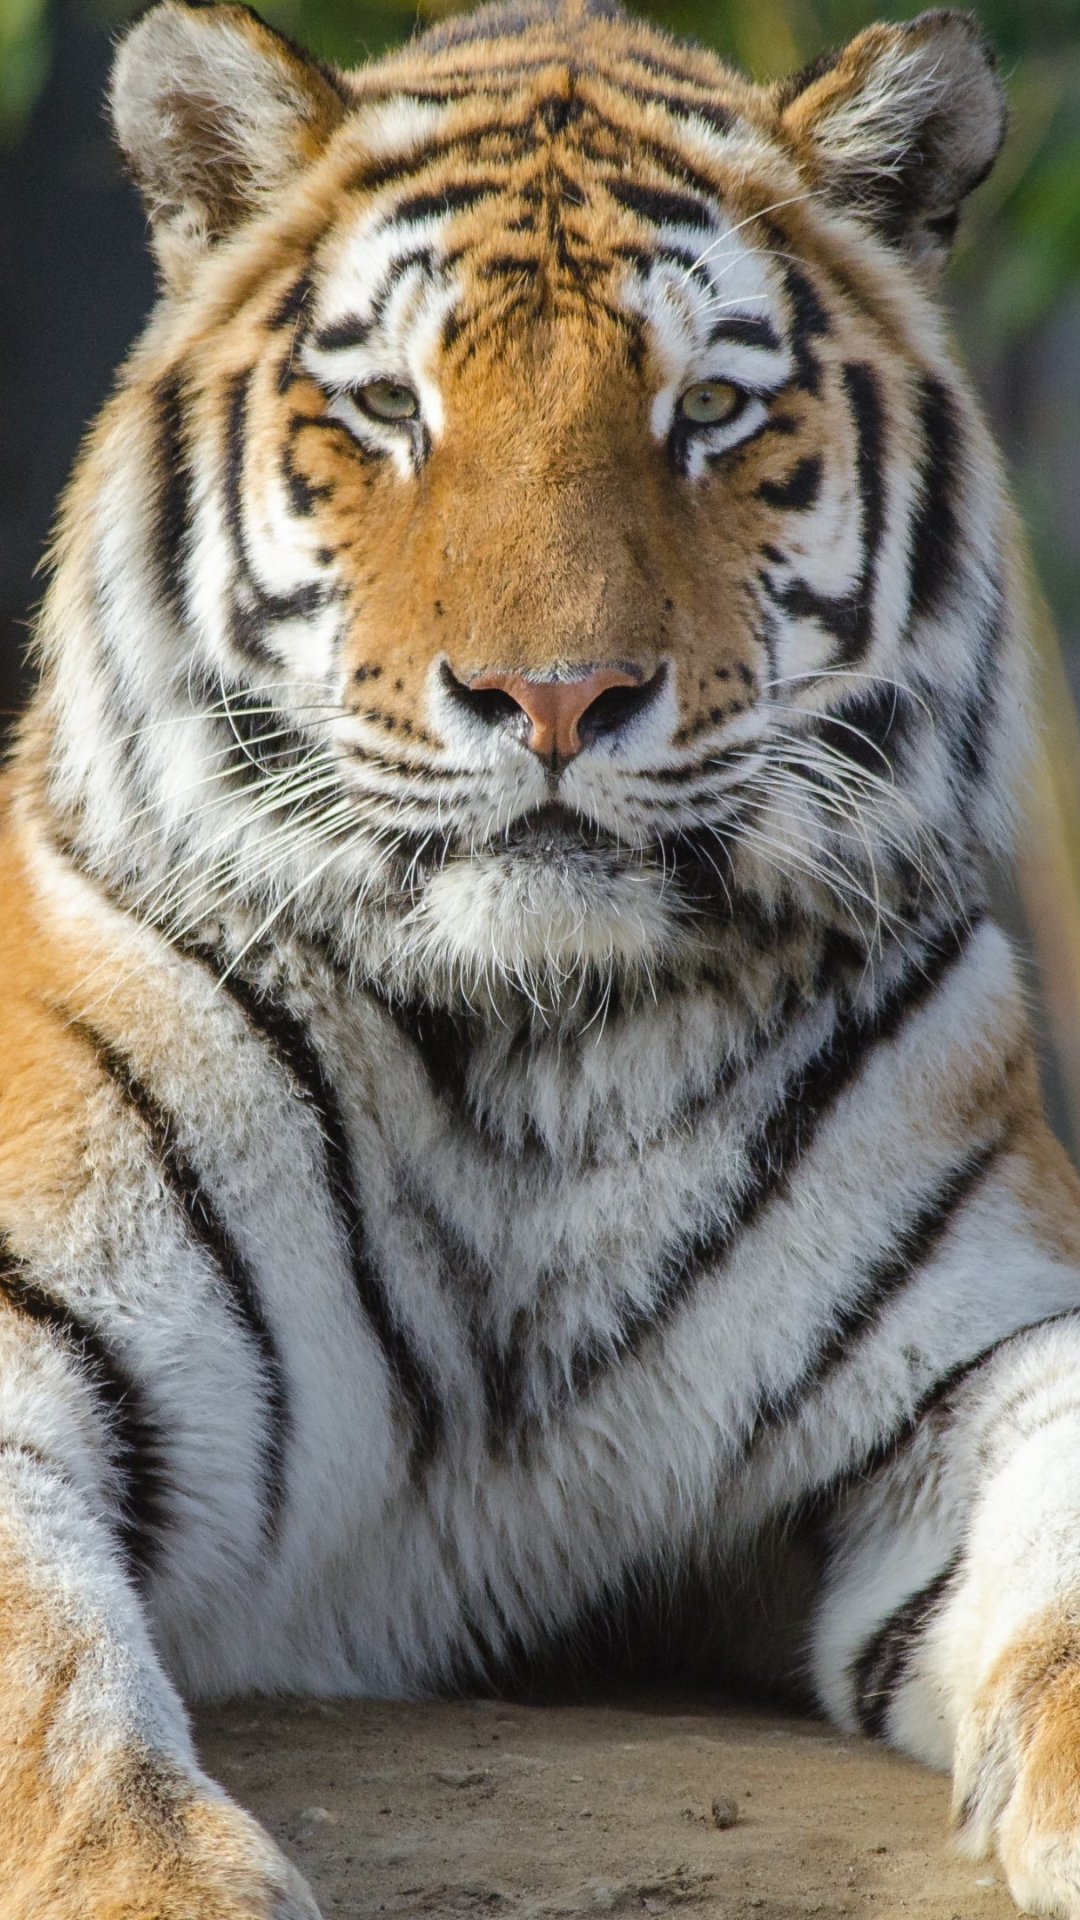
[{"left": 194, "top": 1693, "right": 1018, "bottom": 1920}]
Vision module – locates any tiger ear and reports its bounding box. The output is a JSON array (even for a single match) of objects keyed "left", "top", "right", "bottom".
[
  {"left": 110, "top": 0, "right": 347, "bottom": 287},
  {"left": 776, "top": 9, "right": 1006, "bottom": 270}
]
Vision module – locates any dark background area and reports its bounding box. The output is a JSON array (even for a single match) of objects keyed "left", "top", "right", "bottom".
[{"left": 2, "top": 0, "right": 1080, "bottom": 1131}]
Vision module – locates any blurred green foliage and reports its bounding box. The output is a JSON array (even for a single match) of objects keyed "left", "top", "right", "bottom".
[{"left": 0, "top": 0, "right": 50, "bottom": 141}]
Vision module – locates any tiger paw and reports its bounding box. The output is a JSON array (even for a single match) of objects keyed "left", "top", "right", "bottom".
[
  {"left": 952, "top": 1612, "right": 1080, "bottom": 1916},
  {"left": 7, "top": 1756, "right": 322, "bottom": 1920}
]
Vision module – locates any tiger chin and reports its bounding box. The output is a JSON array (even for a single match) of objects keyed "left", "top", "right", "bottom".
[{"left": 5, "top": 0, "right": 1080, "bottom": 1914}]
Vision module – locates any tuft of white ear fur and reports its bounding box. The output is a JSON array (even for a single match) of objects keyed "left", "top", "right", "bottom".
[
  {"left": 776, "top": 9, "right": 1006, "bottom": 269},
  {"left": 111, "top": 0, "right": 347, "bottom": 287}
]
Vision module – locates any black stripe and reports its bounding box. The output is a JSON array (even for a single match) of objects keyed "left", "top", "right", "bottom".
[
  {"left": 266, "top": 272, "right": 311, "bottom": 332},
  {"left": 764, "top": 362, "right": 885, "bottom": 664},
  {"left": 179, "top": 955, "right": 444, "bottom": 1471},
  {"left": 562, "top": 918, "right": 977, "bottom": 1410},
  {"left": 391, "top": 179, "right": 503, "bottom": 225},
  {"left": 841, "top": 361, "right": 886, "bottom": 662},
  {"left": 608, "top": 177, "right": 714, "bottom": 231},
  {"left": 369, "top": 247, "right": 436, "bottom": 326},
  {"left": 282, "top": 405, "right": 337, "bottom": 517},
  {"left": 0, "top": 1235, "right": 171, "bottom": 1581},
  {"left": 313, "top": 315, "right": 371, "bottom": 352},
  {"left": 834, "top": 1304, "right": 1080, "bottom": 1507},
  {"left": 756, "top": 455, "right": 822, "bottom": 511},
  {"left": 764, "top": 574, "right": 863, "bottom": 655},
  {"left": 951, "top": 587, "right": 1003, "bottom": 788},
  {"left": 616, "top": 82, "right": 736, "bottom": 138},
  {"left": 910, "top": 376, "right": 962, "bottom": 623},
  {"left": 480, "top": 252, "right": 542, "bottom": 279},
  {"left": 708, "top": 314, "right": 781, "bottom": 351},
  {"left": 68, "top": 1022, "right": 290, "bottom": 1537},
  {"left": 789, "top": 1301, "right": 1080, "bottom": 1578},
  {"left": 652, "top": 243, "right": 709, "bottom": 280},
  {"left": 739, "top": 1137, "right": 1005, "bottom": 1461},
  {"left": 851, "top": 1553, "right": 960, "bottom": 1738},
  {"left": 813, "top": 684, "right": 910, "bottom": 779},
  {"left": 536, "top": 92, "right": 584, "bottom": 135},
  {"left": 350, "top": 119, "right": 539, "bottom": 198},
  {"left": 223, "top": 371, "right": 335, "bottom": 662},
  {"left": 369, "top": 991, "right": 475, "bottom": 1112},
  {"left": 195, "top": 677, "right": 315, "bottom": 781},
  {"left": 152, "top": 374, "right": 193, "bottom": 622},
  {"left": 783, "top": 263, "right": 830, "bottom": 395}
]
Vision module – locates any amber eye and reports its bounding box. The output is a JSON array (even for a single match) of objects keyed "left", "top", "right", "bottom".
[
  {"left": 356, "top": 379, "right": 420, "bottom": 424},
  {"left": 677, "top": 380, "right": 743, "bottom": 427}
]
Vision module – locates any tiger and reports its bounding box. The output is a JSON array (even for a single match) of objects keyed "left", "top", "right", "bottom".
[{"left": 5, "top": 0, "right": 1080, "bottom": 1912}]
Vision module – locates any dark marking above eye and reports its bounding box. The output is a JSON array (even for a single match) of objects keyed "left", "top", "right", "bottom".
[
  {"left": 313, "top": 316, "right": 372, "bottom": 352},
  {"left": 707, "top": 315, "right": 781, "bottom": 351},
  {"left": 609, "top": 177, "right": 714, "bottom": 232},
  {"left": 756, "top": 455, "right": 823, "bottom": 511}
]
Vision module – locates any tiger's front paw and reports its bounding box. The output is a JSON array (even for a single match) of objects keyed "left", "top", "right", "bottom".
[
  {"left": 8, "top": 1753, "right": 323, "bottom": 1920},
  {"left": 953, "top": 1612, "right": 1080, "bottom": 1917}
]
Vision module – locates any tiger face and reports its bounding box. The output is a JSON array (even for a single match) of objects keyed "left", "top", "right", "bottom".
[{"left": 47, "top": 0, "right": 1015, "bottom": 1005}]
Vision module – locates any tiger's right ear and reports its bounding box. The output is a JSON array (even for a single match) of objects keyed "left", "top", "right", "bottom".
[{"left": 111, "top": 0, "right": 347, "bottom": 288}]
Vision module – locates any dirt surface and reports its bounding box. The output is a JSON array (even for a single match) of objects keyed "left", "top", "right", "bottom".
[{"left": 194, "top": 1694, "right": 1018, "bottom": 1920}]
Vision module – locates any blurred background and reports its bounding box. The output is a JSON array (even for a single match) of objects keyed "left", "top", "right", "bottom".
[{"left": 2, "top": 0, "right": 1080, "bottom": 1137}]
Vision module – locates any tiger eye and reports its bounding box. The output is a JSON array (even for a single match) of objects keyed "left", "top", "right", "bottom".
[
  {"left": 357, "top": 379, "right": 420, "bottom": 423},
  {"left": 678, "top": 381, "right": 742, "bottom": 426}
]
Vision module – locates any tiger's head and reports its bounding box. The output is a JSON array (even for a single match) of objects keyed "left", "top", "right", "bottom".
[{"left": 36, "top": 0, "right": 1019, "bottom": 1008}]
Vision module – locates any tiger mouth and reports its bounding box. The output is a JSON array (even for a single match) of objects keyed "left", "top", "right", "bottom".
[{"left": 494, "top": 803, "right": 626, "bottom": 859}]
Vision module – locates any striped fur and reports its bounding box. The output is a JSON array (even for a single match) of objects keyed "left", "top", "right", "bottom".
[{"left": 4, "top": 2, "right": 1080, "bottom": 1913}]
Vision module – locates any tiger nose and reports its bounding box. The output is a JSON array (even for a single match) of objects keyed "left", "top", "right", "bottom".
[{"left": 460, "top": 667, "right": 649, "bottom": 763}]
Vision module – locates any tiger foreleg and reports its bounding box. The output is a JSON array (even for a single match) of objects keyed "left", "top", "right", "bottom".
[
  {"left": 953, "top": 1611, "right": 1080, "bottom": 1917},
  {"left": 0, "top": 1447, "right": 320, "bottom": 1919},
  {"left": 813, "top": 1323, "right": 1080, "bottom": 1918}
]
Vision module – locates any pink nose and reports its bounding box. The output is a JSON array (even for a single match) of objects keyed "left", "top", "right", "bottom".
[{"left": 468, "top": 668, "right": 641, "bottom": 762}]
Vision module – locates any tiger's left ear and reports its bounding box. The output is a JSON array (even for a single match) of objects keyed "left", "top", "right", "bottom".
[
  {"left": 775, "top": 9, "right": 1005, "bottom": 270},
  {"left": 111, "top": 0, "right": 347, "bottom": 289}
]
